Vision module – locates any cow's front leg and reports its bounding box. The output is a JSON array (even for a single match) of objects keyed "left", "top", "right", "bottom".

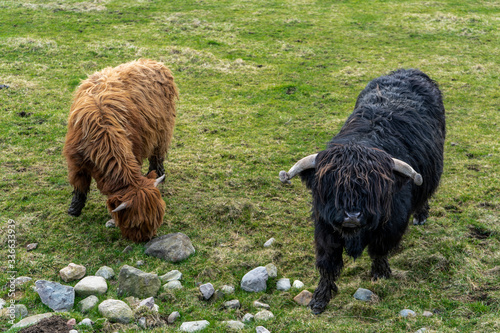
[{"left": 310, "top": 222, "right": 344, "bottom": 314}]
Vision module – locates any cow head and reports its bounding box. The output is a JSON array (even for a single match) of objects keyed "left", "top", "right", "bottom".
[
  {"left": 107, "top": 172, "right": 166, "bottom": 242},
  {"left": 280, "top": 144, "right": 422, "bottom": 236}
]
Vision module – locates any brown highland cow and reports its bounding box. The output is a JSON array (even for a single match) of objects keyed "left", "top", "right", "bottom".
[{"left": 63, "top": 59, "right": 178, "bottom": 242}]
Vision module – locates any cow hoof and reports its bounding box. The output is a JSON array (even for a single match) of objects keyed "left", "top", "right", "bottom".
[
  {"left": 67, "top": 207, "right": 82, "bottom": 217},
  {"left": 413, "top": 217, "right": 426, "bottom": 225},
  {"left": 309, "top": 298, "right": 328, "bottom": 315}
]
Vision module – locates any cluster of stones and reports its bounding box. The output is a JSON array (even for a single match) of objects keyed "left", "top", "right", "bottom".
[{"left": 4, "top": 235, "right": 435, "bottom": 332}]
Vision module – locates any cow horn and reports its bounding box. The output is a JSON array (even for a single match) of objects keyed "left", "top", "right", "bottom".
[
  {"left": 392, "top": 158, "right": 423, "bottom": 185},
  {"left": 112, "top": 202, "right": 129, "bottom": 212},
  {"left": 154, "top": 174, "right": 165, "bottom": 187},
  {"left": 279, "top": 154, "right": 318, "bottom": 184}
]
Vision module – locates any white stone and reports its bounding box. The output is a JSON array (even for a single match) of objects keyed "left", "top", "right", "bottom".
[
  {"left": 253, "top": 301, "right": 270, "bottom": 309},
  {"left": 400, "top": 309, "right": 416, "bottom": 317},
  {"left": 221, "top": 285, "right": 235, "bottom": 294},
  {"left": 241, "top": 267, "right": 268, "bottom": 292},
  {"left": 292, "top": 280, "right": 304, "bottom": 289},
  {"left": 95, "top": 266, "right": 115, "bottom": 280},
  {"left": 98, "top": 299, "right": 134, "bottom": 324},
  {"left": 256, "top": 326, "right": 271, "bottom": 333},
  {"left": 160, "top": 269, "right": 183, "bottom": 282},
  {"left": 77, "top": 295, "right": 99, "bottom": 313},
  {"left": 163, "top": 280, "right": 183, "bottom": 290},
  {"left": 264, "top": 263, "right": 277, "bottom": 278},
  {"left": 277, "top": 278, "right": 291, "bottom": 291},
  {"left": 74, "top": 276, "right": 108, "bottom": 296},
  {"left": 254, "top": 310, "right": 274, "bottom": 321},
  {"left": 105, "top": 219, "right": 116, "bottom": 228},
  {"left": 179, "top": 320, "right": 210, "bottom": 332},
  {"left": 15, "top": 276, "right": 32, "bottom": 286},
  {"left": 199, "top": 283, "right": 215, "bottom": 300},
  {"left": 59, "top": 263, "right": 86, "bottom": 282},
  {"left": 168, "top": 311, "right": 180, "bottom": 324},
  {"left": 78, "top": 318, "right": 93, "bottom": 326},
  {"left": 224, "top": 299, "right": 241, "bottom": 309},
  {"left": 11, "top": 313, "right": 53, "bottom": 329},
  {"left": 263, "top": 237, "right": 275, "bottom": 247},
  {"left": 242, "top": 313, "right": 254, "bottom": 323},
  {"left": 69, "top": 330, "right": 78, "bottom": 333},
  {"left": 223, "top": 320, "right": 245, "bottom": 330}
]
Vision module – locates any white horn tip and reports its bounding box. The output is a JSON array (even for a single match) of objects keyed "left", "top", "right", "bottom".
[
  {"left": 279, "top": 170, "right": 291, "bottom": 184},
  {"left": 112, "top": 202, "right": 129, "bottom": 213},
  {"left": 414, "top": 174, "right": 423, "bottom": 186},
  {"left": 154, "top": 174, "right": 166, "bottom": 187}
]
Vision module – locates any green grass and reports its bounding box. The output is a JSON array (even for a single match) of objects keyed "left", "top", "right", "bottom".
[{"left": 1, "top": 0, "right": 499, "bottom": 332}]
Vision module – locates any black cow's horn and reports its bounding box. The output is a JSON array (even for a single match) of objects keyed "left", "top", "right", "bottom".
[
  {"left": 392, "top": 158, "right": 423, "bottom": 185},
  {"left": 279, "top": 154, "right": 318, "bottom": 184}
]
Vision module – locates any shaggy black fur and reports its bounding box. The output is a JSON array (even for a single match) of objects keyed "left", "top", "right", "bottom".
[{"left": 299, "top": 69, "right": 445, "bottom": 314}]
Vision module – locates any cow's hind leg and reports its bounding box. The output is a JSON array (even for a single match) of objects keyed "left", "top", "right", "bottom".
[
  {"left": 370, "top": 256, "right": 392, "bottom": 280},
  {"left": 413, "top": 201, "right": 429, "bottom": 225},
  {"left": 310, "top": 223, "right": 344, "bottom": 314}
]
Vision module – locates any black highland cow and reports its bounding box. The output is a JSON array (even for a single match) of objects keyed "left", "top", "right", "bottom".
[{"left": 279, "top": 69, "right": 445, "bottom": 314}]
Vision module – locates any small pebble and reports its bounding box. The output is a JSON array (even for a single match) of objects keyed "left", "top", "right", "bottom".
[
  {"left": 253, "top": 301, "right": 270, "bottom": 309},
  {"left": 277, "top": 278, "right": 291, "bottom": 291},
  {"left": 263, "top": 238, "right": 275, "bottom": 247},
  {"left": 168, "top": 311, "right": 180, "bottom": 324},
  {"left": 221, "top": 285, "right": 235, "bottom": 294},
  {"left": 293, "top": 290, "right": 313, "bottom": 306},
  {"left": 223, "top": 320, "right": 245, "bottom": 330},
  {"left": 26, "top": 243, "right": 38, "bottom": 251},
  {"left": 264, "top": 263, "right": 277, "bottom": 278},
  {"left": 353, "top": 288, "right": 374, "bottom": 302},
  {"left": 15, "top": 277, "right": 32, "bottom": 286},
  {"left": 67, "top": 318, "right": 76, "bottom": 326},
  {"left": 95, "top": 266, "right": 115, "bottom": 280},
  {"left": 160, "top": 270, "right": 182, "bottom": 282},
  {"left": 200, "top": 283, "right": 215, "bottom": 300},
  {"left": 400, "top": 309, "right": 417, "bottom": 317},
  {"left": 78, "top": 318, "right": 93, "bottom": 326},
  {"left": 422, "top": 311, "right": 433, "bottom": 317},
  {"left": 415, "top": 329, "right": 427, "bottom": 333},
  {"left": 179, "top": 320, "right": 210, "bottom": 332},
  {"left": 242, "top": 313, "right": 254, "bottom": 323},
  {"left": 256, "top": 326, "right": 270, "bottom": 333},
  {"left": 136, "top": 260, "right": 144, "bottom": 266},
  {"left": 224, "top": 299, "right": 241, "bottom": 309},
  {"left": 138, "top": 317, "right": 147, "bottom": 329},
  {"left": 69, "top": 330, "right": 78, "bottom": 333},
  {"left": 292, "top": 280, "right": 304, "bottom": 289},
  {"left": 105, "top": 219, "right": 116, "bottom": 228}
]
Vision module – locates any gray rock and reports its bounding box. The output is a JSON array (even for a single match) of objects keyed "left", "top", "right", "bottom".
[
  {"left": 138, "top": 317, "right": 147, "bottom": 329},
  {"left": 179, "top": 320, "right": 210, "bottom": 332},
  {"left": 35, "top": 280, "right": 74, "bottom": 312},
  {"left": 15, "top": 276, "right": 32, "bottom": 286},
  {"left": 400, "top": 309, "right": 417, "bottom": 317},
  {"left": 263, "top": 238, "right": 275, "bottom": 247},
  {"left": 221, "top": 285, "right": 235, "bottom": 294},
  {"left": 26, "top": 243, "right": 38, "bottom": 251},
  {"left": 78, "top": 318, "right": 93, "bottom": 326},
  {"left": 95, "top": 266, "right": 115, "bottom": 280},
  {"left": 74, "top": 276, "right": 107, "bottom": 297},
  {"left": 59, "top": 263, "right": 86, "bottom": 282},
  {"left": 14, "top": 304, "right": 28, "bottom": 319},
  {"left": 168, "top": 311, "right": 180, "bottom": 324},
  {"left": 160, "top": 269, "right": 182, "bottom": 282},
  {"left": 242, "top": 313, "right": 254, "bottom": 323},
  {"left": 256, "top": 326, "right": 271, "bottom": 333},
  {"left": 292, "top": 280, "right": 304, "bottom": 289},
  {"left": 253, "top": 301, "right": 270, "bottom": 309},
  {"left": 69, "top": 330, "right": 78, "bottom": 333},
  {"left": 353, "top": 288, "right": 374, "bottom": 302},
  {"left": 415, "top": 329, "right": 427, "bottom": 333},
  {"left": 254, "top": 310, "right": 274, "bottom": 321},
  {"left": 138, "top": 296, "right": 155, "bottom": 310},
  {"left": 163, "top": 280, "right": 183, "bottom": 290},
  {"left": 264, "top": 263, "right": 277, "bottom": 278},
  {"left": 78, "top": 295, "right": 99, "bottom": 313},
  {"left": 10, "top": 313, "right": 53, "bottom": 329},
  {"left": 224, "top": 299, "right": 241, "bottom": 309},
  {"left": 276, "top": 278, "right": 291, "bottom": 291},
  {"left": 136, "top": 260, "right": 144, "bottom": 266},
  {"left": 145, "top": 233, "right": 195, "bottom": 263},
  {"left": 223, "top": 320, "right": 245, "bottom": 330},
  {"left": 200, "top": 283, "right": 215, "bottom": 300},
  {"left": 117, "top": 265, "right": 161, "bottom": 298},
  {"left": 241, "top": 267, "right": 268, "bottom": 292},
  {"left": 98, "top": 299, "right": 134, "bottom": 324}
]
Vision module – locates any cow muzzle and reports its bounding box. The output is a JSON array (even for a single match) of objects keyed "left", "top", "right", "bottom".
[{"left": 343, "top": 211, "right": 362, "bottom": 228}]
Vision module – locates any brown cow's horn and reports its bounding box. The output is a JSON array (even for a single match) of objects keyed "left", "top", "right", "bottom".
[
  {"left": 112, "top": 202, "right": 129, "bottom": 212},
  {"left": 279, "top": 154, "right": 318, "bottom": 184},
  {"left": 154, "top": 174, "right": 165, "bottom": 187},
  {"left": 392, "top": 158, "right": 423, "bottom": 185}
]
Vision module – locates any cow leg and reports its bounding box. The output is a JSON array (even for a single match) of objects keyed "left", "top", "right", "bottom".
[
  {"left": 67, "top": 167, "right": 91, "bottom": 217},
  {"left": 310, "top": 222, "right": 344, "bottom": 314},
  {"left": 370, "top": 256, "right": 392, "bottom": 280},
  {"left": 148, "top": 152, "right": 165, "bottom": 177},
  {"left": 413, "top": 201, "right": 429, "bottom": 225}
]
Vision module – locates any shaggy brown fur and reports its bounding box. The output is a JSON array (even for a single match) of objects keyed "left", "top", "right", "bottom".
[{"left": 63, "top": 59, "right": 178, "bottom": 242}]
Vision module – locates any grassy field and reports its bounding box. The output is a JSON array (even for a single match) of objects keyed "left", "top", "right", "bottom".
[{"left": 0, "top": 0, "right": 499, "bottom": 332}]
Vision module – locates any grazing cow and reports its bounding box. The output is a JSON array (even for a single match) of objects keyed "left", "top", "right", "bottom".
[
  {"left": 63, "top": 59, "right": 178, "bottom": 242},
  {"left": 279, "top": 69, "right": 445, "bottom": 314}
]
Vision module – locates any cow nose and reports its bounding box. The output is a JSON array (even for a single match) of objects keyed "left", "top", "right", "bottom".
[{"left": 343, "top": 211, "right": 361, "bottom": 227}]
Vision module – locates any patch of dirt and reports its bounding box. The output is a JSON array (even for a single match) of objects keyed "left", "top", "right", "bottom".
[
  {"left": 18, "top": 316, "right": 70, "bottom": 333},
  {"left": 468, "top": 225, "right": 492, "bottom": 240}
]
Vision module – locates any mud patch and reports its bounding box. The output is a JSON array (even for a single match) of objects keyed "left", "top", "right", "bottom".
[{"left": 18, "top": 315, "right": 70, "bottom": 333}]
